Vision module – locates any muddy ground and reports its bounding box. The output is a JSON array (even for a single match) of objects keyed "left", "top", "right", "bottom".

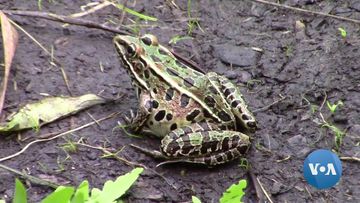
[{"left": 0, "top": 0, "right": 359, "bottom": 202}]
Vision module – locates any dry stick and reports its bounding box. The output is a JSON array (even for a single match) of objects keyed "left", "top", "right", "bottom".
[
  {"left": 256, "top": 176, "right": 274, "bottom": 203},
  {"left": 0, "top": 163, "right": 59, "bottom": 188},
  {"left": 250, "top": 0, "right": 360, "bottom": 25},
  {"left": 2, "top": 10, "right": 131, "bottom": 35},
  {"left": 0, "top": 112, "right": 120, "bottom": 163},
  {"left": 340, "top": 156, "right": 360, "bottom": 162}
]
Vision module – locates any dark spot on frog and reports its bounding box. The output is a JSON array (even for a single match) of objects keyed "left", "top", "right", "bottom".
[
  {"left": 149, "top": 68, "right": 157, "bottom": 76},
  {"left": 166, "top": 68, "right": 179, "bottom": 77},
  {"left": 224, "top": 88, "right": 235, "bottom": 98},
  {"left": 144, "top": 69, "right": 150, "bottom": 79},
  {"left": 152, "top": 100, "right": 159, "bottom": 109},
  {"left": 237, "top": 145, "right": 249, "bottom": 154},
  {"left": 208, "top": 86, "right": 218, "bottom": 94},
  {"left": 204, "top": 96, "right": 216, "bottom": 108},
  {"left": 151, "top": 56, "right": 162, "bottom": 63},
  {"left": 165, "top": 88, "right": 175, "bottom": 101},
  {"left": 242, "top": 114, "right": 249, "bottom": 120},
  {"left": 203, "top": 110, "right": 212, "bottom": 118},
  {"left": 216, "top": 155, "right": 223, "bottom": 163},
  {"left": 154, "top": 110, "right": 166, "bottom": 121},
  {"left": 218, "top": 110, "right": 231, "bottom": 121},
  {"left": 226, "top": 151, "right": 233, "bottom": 160},
  {"left": 166, "top": 113, "right": 173, "bottom": 121},
  {"left": 231, "top": 100, "right": 241, "bottom": 108},
  {"left": 149, "top": 121, "right": 153, "bottom": 125},
  {"left": 221, "top": 137, "right": 230, "bottom": 151},
  {"left": 153, "top": 88, "right": 158, "bottom": 94},
  {"left": 183, "top": 77, "right": 195, "bottom": 87},
  {"left": 180, "top": 94, "right": 190, "bottom": 107},
  {"left": 170, "top": 123, "right": 177, "bottom": 131},
  {"left": 159, "top": 48, "right": 168, "bottom": 56},
  {"left": 186, "top": 109, "right": 201, "bottom": 121},
  {"left": 175, "top": 60, "right": 187, "bottom": 69}
]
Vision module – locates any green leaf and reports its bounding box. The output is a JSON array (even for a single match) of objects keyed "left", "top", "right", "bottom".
[
  {"left": 41, "top": 186, "right": 75, "bottom": 203},
  {"left": 13, "top": 179, "right": 27, "bottom": 203},
  {"left": 113, "top": 3, "right": 157, "bottom": 21},
  {"left": 220, "top": 179, "right": 247, "bottom": 203},
  {"left": 326, "top": 100, "right": 343, "bottom": 113},
  {"left": 0, "top": 94, "right": 105, "bottom": 132},
  {"left": 192, "top": 196, "right": 201, "bottom": 203},
  {"left": 338, "top": 27, "right": 347, "bottom": 38},
  {"left": 71, "top": 180, "right": 89, "bottom": 203},
  {"left": 169, "top": 35, "right": 193, "bottom": 45},
  {"left": 0, "top": 200, "right": 5, "bottom": 203},
  {"left": 88, "top": 167, "right": 144, "bottom": 203}
]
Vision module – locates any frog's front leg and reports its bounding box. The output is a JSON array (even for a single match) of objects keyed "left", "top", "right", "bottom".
[
  {"left": 161, "top": 122, "right": 250, "bottom": 165},
  {"left": 123, "top": 91, "right": 152, "bottom": 133}
]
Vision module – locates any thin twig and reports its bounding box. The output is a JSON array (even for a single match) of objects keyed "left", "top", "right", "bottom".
[
  {"left": 253, "top": 95, "right": 286, "bottom": 113},
  {"left": 2, "top": 10, "right": 131, "bottom": 35},
  {"left": 70, "top": 1, "right": 112, "bottom": 18},
  {"left": 340, "top": 156, "right": 360, "bottom": 162},
  {"left": 250, "top": 0, "right": 360, "bottom": 25},
  {"left": 256, "top": 176, "right": 274, "bottom": 203},
  {"left": 0, "top": 112, "right": 120, "bottom": 163},
  {"left": 0, "top": 163, "right": 59, "bottom": 188}
]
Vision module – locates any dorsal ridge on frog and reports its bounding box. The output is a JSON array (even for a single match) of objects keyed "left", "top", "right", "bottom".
[{"left": 114, "top": 34, "right": 257, "bottom": 165}]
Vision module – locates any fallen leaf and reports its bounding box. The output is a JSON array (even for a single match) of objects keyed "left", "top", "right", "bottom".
[
  {"left": 0, "top": 11, "right": 19, "bottom": 115},
  {"left": 0, "top": 94, "right": 106, "bottom": 133}
]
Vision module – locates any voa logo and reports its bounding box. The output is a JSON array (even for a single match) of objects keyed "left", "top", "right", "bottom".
[
  {"left": 308, "top": 163, "right": 337, "bottom": 176},
  {"left": 303, "top": 149, "right": 342, "bottom": 189}
]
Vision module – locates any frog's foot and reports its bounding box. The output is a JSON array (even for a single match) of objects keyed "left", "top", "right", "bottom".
[
  {"left": 161, "top": 123, "right": 251, "bottom": 165},
  {"left": 119, "top": 108, "right": 149, "bottom": 133}
]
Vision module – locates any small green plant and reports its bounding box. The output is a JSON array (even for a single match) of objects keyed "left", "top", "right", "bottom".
[
  {"left": 187, "top": 0, "right": 203, "bottom": 34},
  {"left": 169, "top": 35, "right": 193, "bottom": 45},
  {"left": 220, "top": 179, "right": 247, "bottom": 203},
  {"left": 238, "top": 158, "right": 249, "bottom": 170},
  {"left": 338, "top": 27, "right": 347, "bottom": 38},
  {"left": 12, "top": 167, "right": 143, "bottom": 203},
  {"left": 192, "top": 196, "right": 202, "bottom": 203},
  {"left": 326, "top": 100, "right": 343, "bottom": 113},
  {"left": 322, "top": 122, "right": 345, "bottom": 151}
]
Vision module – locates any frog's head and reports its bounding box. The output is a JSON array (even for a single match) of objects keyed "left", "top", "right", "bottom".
[{"left": 113, "top": 34, "right": 159, "bottom": 89}]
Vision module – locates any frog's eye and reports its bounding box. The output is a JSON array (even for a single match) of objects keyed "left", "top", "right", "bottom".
[
  {"left": 141, "top": 36, "right": 152, "bottom": 46},
  {"left": 141, "top": 34, "right": 158, "bottom": 46},
  {"left": 127, "top": 43, "right": 137, "bottom": 57}
]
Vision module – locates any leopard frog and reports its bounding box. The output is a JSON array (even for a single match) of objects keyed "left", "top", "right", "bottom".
[{"left": 114, "top": 34, "right": 257, "bottom": 165}]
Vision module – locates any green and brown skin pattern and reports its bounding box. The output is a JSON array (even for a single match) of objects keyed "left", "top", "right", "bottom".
[{"left": 114, "top": 34, "right": 257, "bottom": 165}]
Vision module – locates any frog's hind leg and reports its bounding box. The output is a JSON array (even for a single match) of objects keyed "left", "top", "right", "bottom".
[
  {"left": 161, "top": 122, "right": 250, "bottom": 165},
  {"left": 207, "top": 72, "right": 257, "bottom": 131}
]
